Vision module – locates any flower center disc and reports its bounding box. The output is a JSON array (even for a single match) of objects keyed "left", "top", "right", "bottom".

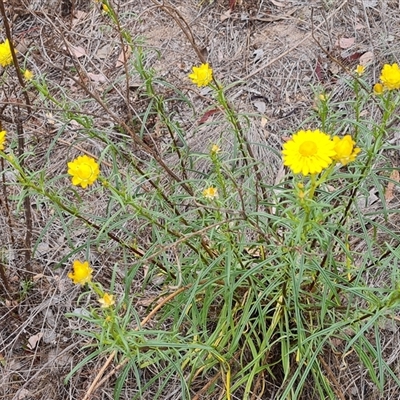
[
  {"left": 299, "top": 141, "right": 318, "bottom": 156},
  {"left": 79, "top": 163, "right": 93, "bottom": 179}
]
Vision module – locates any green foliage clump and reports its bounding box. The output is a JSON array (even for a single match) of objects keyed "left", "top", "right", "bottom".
[{"left": 2, "top": 3, "right": 400, "bottom": 399}]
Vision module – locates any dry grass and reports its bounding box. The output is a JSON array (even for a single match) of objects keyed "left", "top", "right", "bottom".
[{"left": 1, "top": 0, "right": 400, "bottom": 399}]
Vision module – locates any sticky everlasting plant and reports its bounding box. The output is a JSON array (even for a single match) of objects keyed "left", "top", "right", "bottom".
[
  {"left": 188, "top": 63, "right": 213, "bottom": 87},
  {"left": 202, "top": 186, "right": 218, "bottom": 199},
  {"left": 67, "top": 260, "right": 116, "bottom": 312},
  {"left": 23, "top": 69, "right": 34, "bottom": 80},
  {"left": 379, "top": 63, "right": 400, "bottom": 90},
  {"left": 355, "top": 64, "right": 365, "bottom": 76},
  {"left": 98, "top": 293, "right": 115, "bottom": 308},
  {"left": 0, "top": 130, "right": 6, "bottom": 150},
  {"left": 58, "top": 60, "right": 400, "bottom": 400},
  {"left": 282, "top": 130, "right": 361, "bottom": 178},
  {"left": 332, "top": 135, "right": 361, "bottom": 165},
  {"left": 67, "top": 155, "right": 100, "bottom": 188},
  {"left": 68, "top": 260, "right": 93, "bottom": 285},
  {"left": 3, "top": 12, "right": 400, "bottom": 397},
  {"left": 0, "top": 39, "right": 14, "bottom": 67},
  {"left": 282, "top": 129, "right": 337, "bottom": 175}
]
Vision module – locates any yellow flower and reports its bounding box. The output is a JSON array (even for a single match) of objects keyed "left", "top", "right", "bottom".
[
  {"left": 23, "top": 69, "right": 34, "bottom": 80},
  {"left": 282, "top": 129, "right": 336, "bottom": 176},
  {"left": 188, "top": 63, "right": 213, "bottom": 87},
  {"left": 0, "top": 130, "right": 6, "bottom": 151},
  {"left": 319, "top": 94, "right": 328, "bottom": 101},
  {"left": 0, "top": 39, "right": 14, "bottom": 67},
  {"left": 67, "top": 155, "right": 100, "bottom": 188},
  {"left": 210, "top": 144, "right": 221, "bottom": 154},
  {"left": 332, "top": 135, "right": 361, "bottom": 166},
  {"left": 355, "top": 65, "right": 365, "bottom": 76},
  {"left": 101, "top": 3, "right": 110, "bottom": 13},
  {"left": 98, "top": 293, "right": 115, "bottom": 308},
  {"left": 203, "top": 186, "right": 218, "bottom": 199},
  {"left": 380, "top": 63, "right": 400, "bottom": 90},
  {"left": 68, "top": 260, "right": 93, "bottom": 285},
  {"left": 373, "top": 83, "right": 384, "bottom": 95}
]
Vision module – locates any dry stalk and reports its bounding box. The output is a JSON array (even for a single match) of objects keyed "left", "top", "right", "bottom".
[
  {"left": 0, "top": 262, "right": 12, "bottom": 299},
  {"left": 0, "top": 0, "right": 33, "bottom": 277},
  {"left": 191, "top": 372, "right": 221, "bottom": 400},
  {"left": 0, "top": 156, "right": 15, "bottom": 298},
  {"left": 318, "top": 355, "right": 347, "bottom": 400}
]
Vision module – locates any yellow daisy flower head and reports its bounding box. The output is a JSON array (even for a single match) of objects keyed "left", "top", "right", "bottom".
[
  {"left": 98, "top": 293, "right": 115, "bottom": 308},
  {"left": 373, "top": 83, "right": 384, "bottom": 95},
  {"left": 0, "top": 39, "right": 14, "bottom": 67},
  {"left": 355, "top": 65, "right": 365, "bottom": 76},
  {"left": 282, "top": 129, "right": 336, "bottom": 176},
  {"left": 188, "top": 63, "right": 213, "bottom": 87},
  {"left": 210, "top": 144, "right": 221, "bottom": 155},
  {"left": 380, "top": 63, "right": 400, "bottom": 90},
  {"left": 0, "top": 130, "right": 6, "bottom": 151},
  {"left": 67, "top": 155, "right": 100, "bottom": 188},
  {"left": 332, "top": 135, "right": 361, "bottom": 166},
  {"left": 203, "top": 186, "right": 218, "bottom": 199},
  {"left": 68, "top": 260, "right": 93, "bottom": 285},
  {"left": 23, "top": 69, "right": 34, "bottom": 80}
]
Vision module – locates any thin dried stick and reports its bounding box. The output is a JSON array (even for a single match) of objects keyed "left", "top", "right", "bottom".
[
  {"left": 0, "top": 158, "right": 16, "bottom": 249},
  {"left": 0, "top": 156, "right": 15, "bottom": 297},
  {"left": 0, "top": 0, "right": 33, "bottom": 276},
  {"left": 318, "top": 355, "right": 346, "bottom": 400},
  {"left": 0, "top": 262, "right": 12, "bottom": 299},
  {"left": 81, "top": 351, "right": 116, "bottom": 400},
  {"left": 192, "top": 372, "right": 221, "bottom": 400}
]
